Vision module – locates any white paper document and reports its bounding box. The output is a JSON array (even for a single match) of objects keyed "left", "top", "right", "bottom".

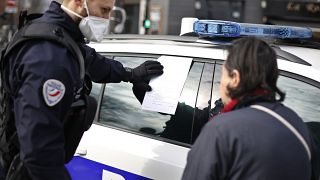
[{"left": 142, "top": 56, "right": 192, "bottom": 114}]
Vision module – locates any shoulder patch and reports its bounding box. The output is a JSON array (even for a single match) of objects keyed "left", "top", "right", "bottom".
[{"left": 43, "top": 79, "right": 66, "bottom": 107}]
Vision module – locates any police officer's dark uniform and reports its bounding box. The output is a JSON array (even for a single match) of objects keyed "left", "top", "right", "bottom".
[{"left": 0, "top": 1, "right": 163, "bottom": 179}]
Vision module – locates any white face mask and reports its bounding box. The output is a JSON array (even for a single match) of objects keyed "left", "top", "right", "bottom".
[
  {"left": 61, "top": 1, "right": 110, "bottom": 42},
  {"left": 79, "top": 16, "right": 110, "bottom": 42}
]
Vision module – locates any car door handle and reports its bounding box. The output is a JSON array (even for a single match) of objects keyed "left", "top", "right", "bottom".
[{"left": 75, "top": 147, "right": 87, "bottom": 156}]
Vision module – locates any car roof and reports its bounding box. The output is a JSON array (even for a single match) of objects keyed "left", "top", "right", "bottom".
[
  {"left": 89, "top": 34, "right": 320, "bottom": 83},
  {"left": 90, "top": 35, "right": 229, "bottom": 60}
]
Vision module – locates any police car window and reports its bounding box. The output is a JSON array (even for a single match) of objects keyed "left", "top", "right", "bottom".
[
  {"left": 185, "top": 63, "right": 224, "bottom": 143},
  {"left": 278, "top": 76, "right": 320, "bottom": 123},
  {"left": 98, "top": 56, "right": 169, "bottom": 136},
  {"left": 98, "top": 56, "right": 204, "bottom": 144},
  {"left": 162, "top": 62, "right": 204, "bottom": 144},
  {"left": 210, "top": 64, "right": 222, "bottom": 109},
  {"left": 90, "top": 83, "right": 102, "bottom": 101},
  {"left": 195, "top": 63, "right": 215, "bottom": 110},
  {"left": 210, "top": 65, "right": 320, "bottom": 123},
  {"left": 190, "top": 62, "right": 215, "bottom": 143}
]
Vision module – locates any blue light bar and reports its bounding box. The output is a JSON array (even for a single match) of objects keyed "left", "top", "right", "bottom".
[{"left": 193, "top": 20, "right": 312, "bottom": 39}]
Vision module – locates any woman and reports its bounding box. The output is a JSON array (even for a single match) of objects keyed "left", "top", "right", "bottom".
[{"left": 182, "top": 37, "right": 318, "bottom": 180}]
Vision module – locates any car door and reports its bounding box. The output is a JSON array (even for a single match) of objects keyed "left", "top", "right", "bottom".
[
  {"left": 67, "top": 53, "right": 320, "bottom": 179},
  {"left": 66, "top": 54, "right": 219, "bottom": 180}
]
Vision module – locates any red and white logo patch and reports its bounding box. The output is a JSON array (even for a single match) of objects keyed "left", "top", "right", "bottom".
[{"left": 43, "top": 79, "right": 65, "bottom": 107}]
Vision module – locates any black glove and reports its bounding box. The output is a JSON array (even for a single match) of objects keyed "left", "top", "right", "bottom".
[
  {"left": 125, "top": 60, "right": 164, "bottom": 83},
  {"left": 209, "top": 98, "right": 224, "bottom": 118},
  {"left": 132, "top": 82, "right": 150, "bottom": 104},
  {"left": 126, "top": 60, "right": 163, "bottom": 94}
]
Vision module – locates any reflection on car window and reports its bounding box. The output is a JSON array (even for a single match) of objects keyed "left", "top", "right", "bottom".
[
  {"left": 278, "top": 76, "right": 320, "bottom": 122},
  {"left": 90, "top": 83, "right": 102, "bottom": 101},
  {"left": 211, "top": 64, "right": 222, "bottom": 109},
  {"left": 161, "top": 62, "right": 204, "bottom": 144},
  {"left": 99, "top": 56, "right": 169, "bottom": 135},
  {"left": 179, "top": 62, "right": 203, "bottom": 107},
  {"left": 98, "top": 56, "right": 204, "bottom": 144},
  {"left": 279, "top": 76, "right": 320, "bottom": 153},
  {"left": 191, "top": 62, "right": 215, "bottom": 143},
  {"left": 196, "top": 63, "right": 214, "bottom": 110},
  {"left": 209, "top": 66, "right": 320, "bottom": 123}
]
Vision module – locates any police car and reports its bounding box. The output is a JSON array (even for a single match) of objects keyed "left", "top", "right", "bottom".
[{"left": 66, "top": 19, "right": 320, "bottom": 180}]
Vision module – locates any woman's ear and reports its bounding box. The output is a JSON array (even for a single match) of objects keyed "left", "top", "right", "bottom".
[{"left": 230, "top": 69, "right": 240, "bottom": 88}]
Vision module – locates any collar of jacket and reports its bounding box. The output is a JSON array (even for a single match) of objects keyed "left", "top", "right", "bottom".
[
  {"left": 222, "top": 89, "right": 274, "bottom": 113},
  {"left": 37, "top": 1, "right": 85, "bottom": 43}
]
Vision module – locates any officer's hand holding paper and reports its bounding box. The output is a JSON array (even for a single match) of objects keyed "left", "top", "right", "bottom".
[{"left": 141, "top": 56, "right": 192, "bottom": 115}]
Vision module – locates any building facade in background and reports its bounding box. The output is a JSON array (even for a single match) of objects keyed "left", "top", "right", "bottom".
[
  {"left": 124, "top": 0, "right": 319, "bottom": 35},
  {"left": 1, "top": 0, "right": 319, "bottom": 36}
]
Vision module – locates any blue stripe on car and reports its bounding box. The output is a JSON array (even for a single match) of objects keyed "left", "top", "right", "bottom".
[{"left": 66, "top": 156, "right": 151, "bottom": 180}]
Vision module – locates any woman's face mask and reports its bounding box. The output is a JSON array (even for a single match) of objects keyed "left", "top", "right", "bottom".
[{"left": 61, "top": 0, "right": 110, "bottom": 42}]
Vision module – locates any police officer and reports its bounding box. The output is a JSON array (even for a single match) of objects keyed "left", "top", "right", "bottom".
[
  {"left": 182, "top": 37, "right": 318, "bottom": 180},
  {"left": 0, "top": 0, "right": 163, "bottom": 179}
]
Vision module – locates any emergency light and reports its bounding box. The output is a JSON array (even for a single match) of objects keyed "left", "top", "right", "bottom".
[{"left": 192, "top": 20, "right": 312, "bottom": 39}]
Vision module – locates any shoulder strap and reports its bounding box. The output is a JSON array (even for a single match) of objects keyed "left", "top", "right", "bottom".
[
  {"left": 250, "top": 104, "right": 311, "bottom": 160},
  {"left": 4, "top": 22, "right": 85, "bottom": 81}
]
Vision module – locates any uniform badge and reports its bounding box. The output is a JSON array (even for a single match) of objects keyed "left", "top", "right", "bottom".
[{"left": 43, "top": 79, "right": 65, "bottom": 107}]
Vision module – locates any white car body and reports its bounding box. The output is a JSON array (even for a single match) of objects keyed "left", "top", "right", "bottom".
[{"left": 66, "top": 35, "right": 320, "bottom": 180}]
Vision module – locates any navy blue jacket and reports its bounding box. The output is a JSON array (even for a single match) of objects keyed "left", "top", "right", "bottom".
[
  {"left": 182, "top": 102, "right": 313, "bottom": 180},
  {"left": 5, "top": 1, "right": 128, "bottom": 179}
]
